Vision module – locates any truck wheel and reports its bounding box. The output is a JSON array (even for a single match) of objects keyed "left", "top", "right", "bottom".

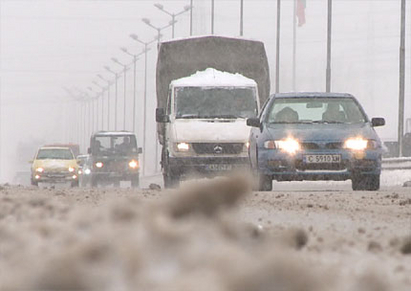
[
  {"left": 163, "top": 173, "right": 179, "bottom": 188},
  {"left": 131, "top": 176, "right": 139, "bottom": 188},
  {"left": 71, "top": 180, "right": 79, "bottom": 187},
  {"left": 31, "top": 179, "right": 38, "bottom": 187},
  {"left": 258, "top": 174, "right": 272, "bottom": 191},
  {"left": 352, "top": 174, "right": 380, "bottom": 191}
]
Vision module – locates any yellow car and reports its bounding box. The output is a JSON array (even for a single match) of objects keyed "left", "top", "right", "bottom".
[{"left": 31, "top": 146, "right": 79, "bottom": 187}]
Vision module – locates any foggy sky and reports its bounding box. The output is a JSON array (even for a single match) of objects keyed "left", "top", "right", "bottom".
[{"left": 0, "top": 0, "right": 410, "bottom": 183}]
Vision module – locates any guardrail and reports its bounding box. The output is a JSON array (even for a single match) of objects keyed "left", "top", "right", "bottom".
[{"left": 382, "top": 157, "right": 411, "bottom": 170}]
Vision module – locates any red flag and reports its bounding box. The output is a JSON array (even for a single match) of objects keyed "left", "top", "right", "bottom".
[{"left": 296, "top": 0, "right": 306, "bottom": 27}]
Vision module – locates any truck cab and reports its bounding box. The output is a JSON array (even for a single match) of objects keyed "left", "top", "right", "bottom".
[{"left": 157, "top": 68, "right": 260, "bottom": 187}]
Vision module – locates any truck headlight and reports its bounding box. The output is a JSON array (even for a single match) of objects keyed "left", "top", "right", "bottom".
[
  {"left": 264, "top": 138, "right": 300, "bottom": 155},
  {"left": 68, "top": 167, "right": 75, "bottom": 172},
  {"left": 344, "top": 138, "right": 370, "bottom": 151},
  {"left": 95, "top": 162, "right": 104, "bottom": 168},
  {"left": 129, "top": 160, "right": 139, "bottom": 169},
  {"left": 84, "top": 169, "right": 91, "bottom": 175},
  {"left": 35, "top": 167, "right": 44, "bottom": 173},
  {"left": 176, "top": 142, "right": 190, "bottom": 151}
]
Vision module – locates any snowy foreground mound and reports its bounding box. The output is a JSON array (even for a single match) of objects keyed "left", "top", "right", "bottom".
[{"left": 0, "top": 177, "right": 410, "bottom": 291}]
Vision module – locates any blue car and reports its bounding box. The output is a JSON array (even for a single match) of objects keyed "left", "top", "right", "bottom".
[{"left": 247, "top": 92, "right": 385, "bottom": 191}]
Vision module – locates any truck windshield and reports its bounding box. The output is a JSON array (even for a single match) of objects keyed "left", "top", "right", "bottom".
[
  {"left": 174, "top": 86, "right": 257, "bottom": 119},
  {"left": 92, "top": 135, "right": 138, "bottom": 156}
]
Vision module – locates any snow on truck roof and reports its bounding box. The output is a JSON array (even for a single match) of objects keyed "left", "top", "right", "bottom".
[
  {"left": 92, "top": 131, "right": 135, "bottom": 137},
  {"left": 171, "top": 68, "right": 257, "bottom": 87}
]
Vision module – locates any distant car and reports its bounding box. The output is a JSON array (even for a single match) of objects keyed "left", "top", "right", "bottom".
[
  {"left": 247, "top": 92, "right": 385, "bottom": 191},
  {"left": 76, "top": 154, "right": 92, "bottom": 187},
  {"left": 30, "top": 146, "right": 80, "bottom": 187},
  {"left": 87, "top": 131, "right": 142, "bottom": 188}
]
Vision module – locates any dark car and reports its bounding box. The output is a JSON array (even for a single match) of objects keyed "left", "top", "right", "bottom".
[
  {"left": 247, "top": 92, "right": 385, "bottom": 191},
  {"left": 76, "top": 154, "right": 92, "bottom": 187},
  {"left": 87, "top": 131, "right": 142, "bottom": 188}
]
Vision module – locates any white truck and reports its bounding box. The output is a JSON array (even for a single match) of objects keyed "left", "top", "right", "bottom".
[{"left": 155, "top": 36, "right": 270, "bottom": 187}]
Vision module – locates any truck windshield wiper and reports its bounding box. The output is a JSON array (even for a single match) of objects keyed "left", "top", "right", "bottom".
[
  {"left": 211, "top": 115, "right": 239, "bottom": 119},
  {"left": 179, "top": 114, "right": 240, "bottom": 119},
  {"left": 322, "top": 121, "right": 345, "bottom": 124},
  {"left": 269, "top": 121, "right": 300, "bottom": 124},
  {"left": 178, "top": 114, "right": 201, "bottom": 119}
]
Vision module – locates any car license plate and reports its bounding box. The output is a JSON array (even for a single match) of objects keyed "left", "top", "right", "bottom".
[
  {"left": 206, "top": 164, "right": 232, "bottom": 171},
  {"left": 303, "top": 154, "right": 341, "bottom": 164}
]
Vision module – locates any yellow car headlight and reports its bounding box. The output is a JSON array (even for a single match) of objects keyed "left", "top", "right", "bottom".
[
  {"left": 35, "top": 167, "right": 44, "bottom": 173},
  {"left": 176, "top": 142, "right": 190, "bottom": 151},
  {"left": 264, "top": 138, "right": 300, "bottom": 155},
  {"left": 344, "top": 138, "right": 368, "bottom": 151},
  {"left": 129, "top": 160, "right": 139, "bottom": 169}
]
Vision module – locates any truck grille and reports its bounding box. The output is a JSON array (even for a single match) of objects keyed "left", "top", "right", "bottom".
[{"left": 191, "top": 143, "right": 244, "bottom": 155}]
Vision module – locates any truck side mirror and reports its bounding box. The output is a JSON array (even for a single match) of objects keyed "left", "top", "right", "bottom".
[
  {"left": 371, "top": 117, "right": 385, "bottom": 127},
  {"left": 87, "top": 147, "right": 91, "bottom": 154},
  {"left": 138, "top": 147, "right": 143, "bottom": 154},
  {"left": 156, "top": 108, "right": 170, "bottom": 123},
  {"left": 247, "top": 118, "right": 261, "bottom": 128}
]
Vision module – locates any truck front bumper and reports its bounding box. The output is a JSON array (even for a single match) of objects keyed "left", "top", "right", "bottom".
[{"left": 168, "top": 157, "right": 250, "bottom": 176}]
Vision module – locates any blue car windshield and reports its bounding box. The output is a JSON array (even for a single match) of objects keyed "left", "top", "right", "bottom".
[{"left": 265, "top": 97, "right": 367, "bottom": 124}]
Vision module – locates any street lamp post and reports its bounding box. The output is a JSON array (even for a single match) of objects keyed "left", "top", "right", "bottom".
[
  {"left": 92, "top": 81, "right": 106, "bottom": 130},
  {"left": 97, "top": 74, "right": 112, "bottom": 130},
  {"left": 142, "top": 18, "right": 174, "bottom": 43},
  {"left": 153, "top": 3, "right": 192, "bottom": 38},
  {"left": 87, "top": 87, "right": 99, "bottom": 132},
  {"left": 111, "top": 58, "right": 128, "bottom": 130},
  {"left": 190, "top": 0, "right": 193, "bottom": 36},
  {"left": 120, "top": 47, "right": 145, "bottom": 134},
  {"left": 104, "top": 66, "right": 120, "bottom": 130},
  {"left": 129, "top": 34, "right": 157, "bottom": 175},
  {"left": 63, "top": 87, "right": 89, "bottom": 152},
  {"left": 72, "top": 88, "right": 92, "bottom": 150},
  {"left": 211, "top": 0, "right": 215, "bottom": 34},
  {"left": 240, "top": 0, "right": 244, "bottom": 36}
]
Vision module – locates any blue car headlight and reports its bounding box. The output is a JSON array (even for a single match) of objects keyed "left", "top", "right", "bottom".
[
  {"left": 264, "top": 138, "right": 301, "bottom": 155},
  {"left": 344, "top": 138, "right": 377, "bottom": 151}
]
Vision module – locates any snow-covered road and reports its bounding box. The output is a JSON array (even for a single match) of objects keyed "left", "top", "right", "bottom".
[{"left": 1, "top": 173, "right": 410, "bottom": 290}]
